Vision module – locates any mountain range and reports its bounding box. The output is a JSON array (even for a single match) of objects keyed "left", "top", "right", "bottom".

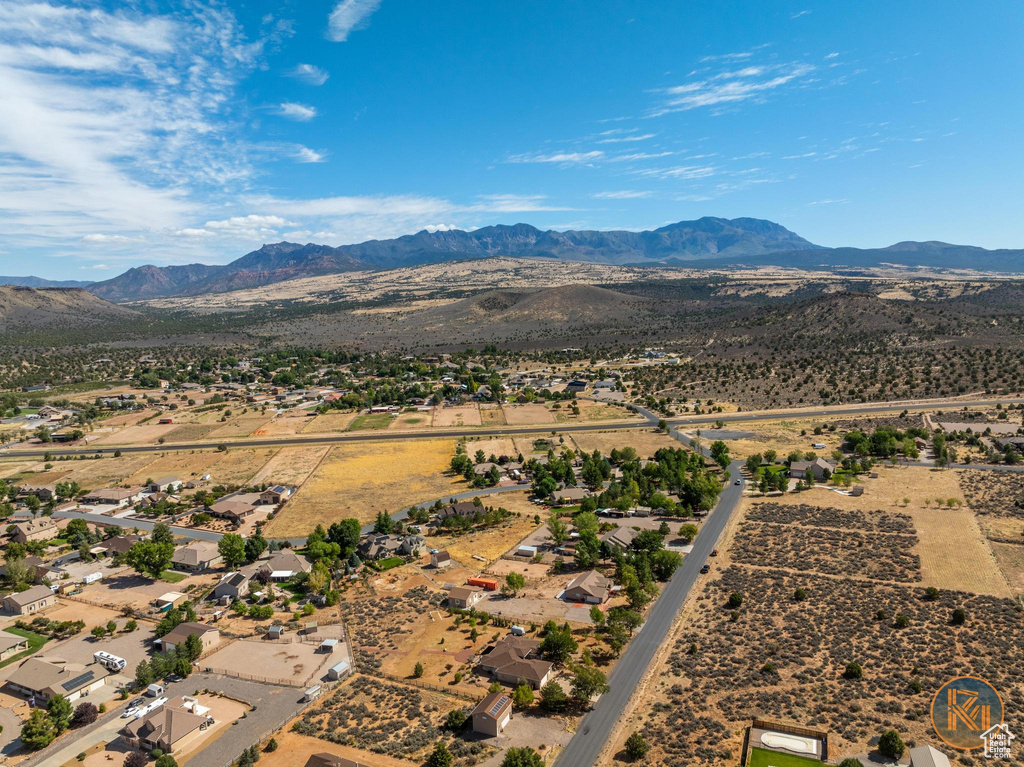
[{"left": 10, "top": 217, "right": 1024, "bottom": 301}]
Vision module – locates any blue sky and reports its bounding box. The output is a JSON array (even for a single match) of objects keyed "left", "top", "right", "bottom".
[{"left": 1, "top": 0, "right": 1022, "bottom": 278}]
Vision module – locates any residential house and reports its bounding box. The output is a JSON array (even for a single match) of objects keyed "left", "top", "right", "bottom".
[
  {"left": 447, "top": 586, "right": 483, "bottom": 609},
  {"left": 473, "top": 462, "right": 499, "bottom": 477},
  {"left": 430, "top": 550, "right": 452, "bottom": 569},
  {"left": 99, "top": 534, "right": 144, "bottom": 557},
  {"left": 304, "top": 755, "right": 372, "bottom": 767},
  {"left": 477, "top": 635, "right": 553, "bottom": 689},
  {"left": 471, "top": 691, "right": 512, "bottom": 737},
  {"left": 789, "top": 457, "right": 836, "bottom": 481},
  {"left": 10, "top": 518, "right": 59, "bottom": 544},
  {"left": 563, "top": 570, "right": 612, "bottom": 604},
  {"left": 138, "top": 492, "right": 178, "bottom": 508},
  {"left": 565, "top": 380, "right": 588, "bottom": 393},
  {"left": 0, "top": 630, "right": 29, "bottom": 661},
  {"left": 253, "top": 550, "right": 312, "bottom": 581},
  {"left": 149, "top": 477, "right": 183, "bottom": 493},
  {"left": 212, "top": 571, "right": 252, "bottom": 601},
  {"left": 908, "top": 745, "right": 951, "bottom": 767},
  {"left": 159, "top": 622, "right": 220, "bottom": 654},
  {"left": 7, "top": 657, "right": 110, "bottom": 702},
  {"left": 81, "top": 487, "right": 143, "bottom": 507},
  {"left": 171, "top": 541, "right": 223, "bottom": 573},
  {"left": 259, "top": 485, "right": 292, "bottom": 505},
  {"left": 357, "top": 534, "right": 425, "bottom": 561},
  {"left": 122, "top": 696, "right": 214, "bottom": 754},
  {"left": 601, "top": 526, "right": 639, "bottom": 553},
  {"left": 18, "top": 484, "right": 57, "bottom": 502},
  {"left": 2, "top": 585, "right": 56, "bottom": 616},
  {"left": 550, "top": 486, "right": 591, "bottom": 505},
  {"left": 435, "top": 501, "right": 482, "bottom": 524},
  {"left": 206, "top": 499, "right": 257, "bottom": 526}
]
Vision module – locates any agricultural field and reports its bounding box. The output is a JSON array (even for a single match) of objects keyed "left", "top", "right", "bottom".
[
  {"left": 265, "top": 438, "right": 461, "bottom": 534},
  {"left": 164, "top": 422, "right": 221, "bottom": 441},
  {"left": 117, "top": 446, "right": 278, "bottom": 487},
  {"left": 606, "top": 488, "right": 1024, "bottom": 766}
]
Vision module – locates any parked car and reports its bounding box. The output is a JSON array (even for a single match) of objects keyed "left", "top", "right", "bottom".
[
  {"left": 711, "top": 549, "right": 718, "bottom": 557},
  {"left": 700, "top": 564, "right": 711, "bottom": 574},
  {"left": 121, "top": 706, "right": 140, "bottom": 718}
]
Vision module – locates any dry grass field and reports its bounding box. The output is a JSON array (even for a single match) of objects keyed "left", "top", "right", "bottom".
[
  {"left": 427, "top": 492, "right": 541, "bottom": 565},
  {"left": 301, "top": 412, "right": 358, "bottom": 433},
  {"left": 93, "top": 422, "right": 178, "bottom": 445},
  {"left": 119, "top": 447, "right": 277, "bottom": 487},
  {"left": 432, "top": 404, "right": 481, "bottom": 427},
  {"left": 551, "top": 400, "right": 639, "bottom": 423},
  {"left": 388, "top": 411, "right": 432, "bottom": 430},
  {"left": 460, "top": 436, "right": 519, "bottom": 460},
  {"left": 250, "top": 445, "right": 329, "bottom": 486},
  {"left": 703, "top": 417, "right": 844, "bottom": 459},
  {"left": 60, "top": 452, "right": 157, "bottom": 486},
  {"left": 164, "top": 423, "right": 220, "bottom": 442},
  {"left": 252, "top": 411, "right": 316, "bottom": 436},
  {"left": 206, "top": 413, "right": 273, "bottom": 439},
  {"left": 260, "top": 731, "right": 417, "bottom": 767},
  {"left": 479, "top": 403, "right": 506, "bottom": 426},
  {"left": 265, "top": 438, "right": 461, "bottom": 534},
  {"left": 569, "top": 428, "right": 680, "bottom": 458},
  {"left": 502, "top": 403, "right": 554, "bottom": 425}
]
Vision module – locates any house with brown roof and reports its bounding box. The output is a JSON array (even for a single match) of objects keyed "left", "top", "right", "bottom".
[
  {"left": 10, "top": 517, "right": 59, "bottom": 544},
  {"left": 98, "top": 534, "right": 144, "bottom": 557},
  {"left": 212, "top": 570, "right": 252, "bottom": 601},
  {"left": 253, "top": 550, "right": 313, "bottom": 581},
  {"left": 0, "top": 630, "right": 29, "bottom": 661},
  {"left": 207, "top": 499, "right": 257, "bottom": 526},
  {"left": 3, "top": 585, "right": 57, "bottom": 615},
  {"left": 159, "top": 623, "right": 220, "bottom": 655},
  {"left": 7, "top": 657, "right": 110, "bottom": 702},
  {"left": 171, "top": 541, "right": 223, "bottom": 573},
  {"left": 789, "top": 457, "right": 836, "bottom": 481},
  {"left": 472, "top": 691, "right": 512, "bottom": 736},
  {"left": 447, "top": 586, "right": 483, "bottom": 609},
  {"left": 435, "top": 500, "right": 482, "bottom": 523},
  {"left": 122, "top": 696, "right": 213, "bottom": 754},
  {"left": 550, "top": 486, "right": 591, "bottom": 505},
  {"left": 563, "top": 570, "right": 612, "bottom": 604},
  {"left": 18, "top": 484, "right": 57, "bottom": 501},
  {"left": 430, "top": 550, "right": 452, "bottom": 569},
  {"left": 304, "top": 755, "right": 372, "bottom": 767},
  {"left": 477, "top": 635, "right": 553, "bottom": 689},
  {"left": 81, "top": 487, "right": 143, "bottom": 507},
  {"left": 600, "top": 526, "right": 639, "bottom": 553}
]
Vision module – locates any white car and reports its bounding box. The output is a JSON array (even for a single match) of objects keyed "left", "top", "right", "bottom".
[
  {"left": 734, "top": 479, "right": 742, "bottom": 486},
  {"left": 121, "top": 706, "right": 140, "bottom": 719}
]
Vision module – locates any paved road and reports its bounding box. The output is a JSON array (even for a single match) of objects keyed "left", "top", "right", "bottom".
[
  {"left": 556, "top": 406, "right": 745, "bottom": 767},
  {"left": 5, "top": 395, "right": 1021, "bottom": 459}
]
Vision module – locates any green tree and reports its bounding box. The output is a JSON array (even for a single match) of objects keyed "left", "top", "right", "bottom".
[
  {"left": 839, "top": 760, "right": 863, "bottom": 767},
  {"left": 413, "top": 662, "right": 424, "bottom": 678},
  {"left": 843, "top": 661, "right": 863, "bottom": 680},
  {"left": 878, "top": 730, "right": 905, "bottom": 760},
  {"left": 540, "top": 626, "right": 577, "bottom": 664},
  {"left": 573, "top": 529, "right": 601, "bottom": 568},
  {"left": 47, "top": 694, "right": 73, "bottom": 733},
  {"left": 71, "top": 701, "right": 99, "bottom": 727},
  {"left": 710, "top": 440, "right": 730, "bottom": 469},
  {"left": 727, "top": 592, "right": 743, "bottom": 609},
  {"left": 501, "top": 747, "right": 544, "bottom": 767},
  {"left": 625, "top": 731, "right": 649, "bottom": 761},
  {"left": 513, "top": 682, "right": 534, "bottom": 707},
  {"left": 244, "top": 534, "right": 268, "bottom": 563},
  {"left": 373, "top": 511, "right": 394, "bottom": 534},
  {"left": 135, "top": 659, "right": 154, "bottom": 688},
  {"left": 540, "top": 680, "right": 569, "bottom": 712},
  {"left": 504, "top": 572, "right": 526, "bottom": 595},
  {"left": 427, "top": 741, "right": 453, "bottom": 767},
  {"left": 124, "top": 541, "right": 175, "bottom": 579},
  {"left": 570, "top": 665, "right": 609, "bottom": 705},
  {"left": 547, "top": 516, "right": 568, "bottom": 545},
  {"left": 20, "top": 709, "right": 56, "bottom": 750},
  {"left": 445, "top": 709, "right": 467, "bottom": 730},
  {"left": 218, "top": 533, "right": 247, "bottom": 569},
  {"left": 150, "top": 523, "right": 175, "bottom": 546},
  {"left": 951, "top": 607, "right": 967, "bottom": 625},
  {"left": 154, "top": 755, "right": 178, "bottom": 767}
]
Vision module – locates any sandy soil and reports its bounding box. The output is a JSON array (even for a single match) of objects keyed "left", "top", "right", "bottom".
[
  {"left": 301, "top": 412, "right": 358, "bottom": 433},
  {"left": 259, "top": 731, "right": 418, "bottom": 767},
  {"left": 206, "top": 414, "right": 274, "bottom": 439},
  {"left": 461, "top": 437, "right": 519, "bottom": 460},
  {"left": 479, "top": 404, "right": 507, "bottom": 426},
  {"left": 203, "top": 639, "right": 333, "bottom": 686},
  {"left": 433, "top": 404, "right": 482, "bottom": 427}
]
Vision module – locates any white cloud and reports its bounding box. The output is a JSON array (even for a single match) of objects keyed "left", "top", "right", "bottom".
[
  {"left": 608, "top": 151, "right": 674, "bottom": 162},
  {"left": 81, "top": 234, "right": 144, "bottom": 243},
  {"left": 791, "top": 10, "right": 811, "bottom": 18},
  {"left": 596, "top": 133, "right": 656, "bottom": 144},
  {"left": 289, "top": 63, "right": 329, "bottom": 85},
  {"left": 592, "top": 190, "right": 652, "bottom": 199},
  {"left": 507, "top": 150, "right": 604, "bottom": 165},
  {"left": 80, "top": 263, "right": 110, "bottom": 269},
  {"left": 204, "top": 214, "right": 296, "bottom": 232},
  {"left": 808, "top": 198, "right": 850, "bottom": 205},
  {"left": 651, "top": 62, "right": 815, "bottom": 115},
  {"left": 176, "top": 228, "right": 215, "bottom": 237},
  {"left": 633, "top": 165, "right": 717, "bottom": 180},
  {"left": 277, "top": 102, "right": 317, "bottom": 121},
  {"left": 824, "top": 52, "right": 839, "bottom": 59},
  {"left": 292, "top": 145, "right": 326, "bottom": 163},
  {"left": 327, "top": 0, "right": 383, "bottom": 42}
]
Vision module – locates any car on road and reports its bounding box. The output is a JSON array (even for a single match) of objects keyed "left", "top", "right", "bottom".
[
  {"left": 121, "top": 705, "right": 140, "bottom": 718},
  {"left": 700, "top": 564, "right": 711, "bottom": 574},
  {"left": 734, "top": 479, "right": 742, "bottom": 485}
]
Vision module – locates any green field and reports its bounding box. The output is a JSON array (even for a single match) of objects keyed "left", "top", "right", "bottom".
[
  {"left": 747, "top": 747, "right": 823, "bottom": 767},
  {"left": 348, "top": 413, "right": 393, "bottom": 431},
  {"left": 0, "top": 627, "right": 48, "bottom": 669}
]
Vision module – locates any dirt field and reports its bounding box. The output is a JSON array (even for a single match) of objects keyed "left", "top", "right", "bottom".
[
  {"left": 461, "top": 437, "right": 519, "bottom": 460},
  {"left": 122, "top": 447, "right": 277, "bottom": 487},
  {"left": 259, "top": 731, "right": 417, "bottom": 767},
  {"left": 265, "top": 439, "right": 462, "bottom": 534},
  {"left": 433, "top": 404, "right": 481, "bottom": 427},
  {"left": 569, "top": 429, "right": 680, "bottom": 458},
  {"left": 502, "top": 403, "right": 554, "bottom": 425},
  {"left": 426, "top": 493, "right": 541, "bottom": 565},
  {"left": 302, "top": 412, "right": 358, "bottom": 433},
  {"left": 94, "top": 422, "right": 179, "bottom": 445},
  {"left": 479, "top": 404, "right": 507, "bottom": 426},
  {"left": 207, "top": 414, "right": 273, "bottom": 439},
  {"left": 164, "top": 423, "right": 220, "bottom": 442},
  {"left": 204, "top": 639, "right": 334, "bottom": 686},
  {"left": 551, "top": 401, "right": 639, "bottom": 423},
  {"left": 250, "top": 445, "right": 329, "bottom": 486},
  {"left": 388, "top": 411, "right": 433, "bottom": 430},
  {"left": 252, "top": 411, "right": 317, "bottom": 436}
]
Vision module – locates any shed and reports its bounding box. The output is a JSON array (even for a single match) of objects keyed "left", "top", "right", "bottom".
[
  {"left": 467, "top": 577, "right": 499, "bottom": 591},
  {"left": 318, "top": 639, "right": 339, "bottom": 653},
  {"left": 328, "top": 660, "right": 351, "bottom": 681}
]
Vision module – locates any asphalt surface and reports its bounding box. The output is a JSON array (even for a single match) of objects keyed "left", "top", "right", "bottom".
[
  {"left": 6, "top": 395, "right": 1022, "bottom": 459},
  {"left": 556, "top": 410, "right": 745, "bottom": 767}
]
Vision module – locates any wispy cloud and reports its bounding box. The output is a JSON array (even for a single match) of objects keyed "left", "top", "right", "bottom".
[
  {"left": 592, "top": 190, "right": 652, "bottom": 199},
  {"left": 808, "top": 198, "right": 850, "bottom": 205},
  {"left": 327, "top": 0, "right": 383, "bottom": 42},
  {"left": 633, "top": 165, "right": 717, "bottom": 180},
  {"left": 507, "top": 150, "right": 604, "bottom": 165},
  {"left": 80, "top": 263, "right": 110, "bottom": 270},
  {"left": 81, "top": 234, "right": 145, "bottom": 244},
  {"left": 791, "top": 10, "right": 811, "bottom": 19},
  {"left": 277, "top": 102, "right": 317, "bottom": 121},
  {"left": 596, "top": 133, "right": 656, "bottom": 144},
  {"left": 289, "top": 63, "right": 329, "bottom": 85},
  {"left": 292, "top": 145, "right": 326, "bottom": 163},
  {"left": 651, "top": 62, "right": 815, "bottom": 116}
]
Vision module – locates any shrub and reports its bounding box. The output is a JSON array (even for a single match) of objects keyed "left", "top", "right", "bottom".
[
  {"left": 878, "top": 729, "right": 905, "bottom": 759},
  {"left": 625, "top": 731, "right": 649, "bottom": 761},
  {"left": 843, "top": 661, "right": 863, "bottom": 680},
  {"left": 125, "top": 752, "right": 148, "bottom": 767},
  {"left": 893, "top": 613, "right": 910, "bottom": 629},
  {"left": 501, "top": 747, "right": 543, "bottom": 767},
  {"left": 445, "top": 709, "right": 467, "bottom": 730},
  {"left": 265, "top": 738, "right": 278, "bottom": 752},
  {"left": 951, "top": 607, "right": 967, "bottom": 625},
  {"left": 793, "top": 588, "right": 807, "bottom": 601},
  {"left": 839, "top": 760, "right": 863, "bottom": 767},
  {"left": 924, "top": 586, "right": 940, "bottom": 601},
  {"left": 71, "top": 702, "right": 98, "bottom": 727},
  {"left": 727, "top": 592, "right": 743, "bottom": 608},
  {"left": 540, "top": 680, "right": 568, "bottom": 712}
]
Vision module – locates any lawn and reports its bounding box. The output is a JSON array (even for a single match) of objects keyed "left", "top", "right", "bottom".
[
  {"left": 348, "top": 413, "right": 393, "bottom": 431},
  {"left": 159, "top": 570, "right": 187, "bottom": 583},
  {"left": 0, "top": 627, "right": 48, "bottom": 669},
  {"left": 371, "top": 556, "right": 405, "bottom": 571},
  {"left": 747, "top": 747, "right": 824, "bottom": 767}
]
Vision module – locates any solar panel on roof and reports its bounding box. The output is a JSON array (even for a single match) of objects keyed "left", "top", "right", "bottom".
[
  {"left": 62, "top": 670, "right": 95, "bottom": 691},
  {"left": 487, "top": 695, "right": 510, "bottom": 717}
]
